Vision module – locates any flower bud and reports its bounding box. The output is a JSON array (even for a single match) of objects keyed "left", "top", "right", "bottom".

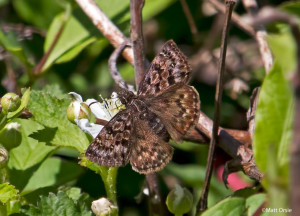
[
  {"left": 1, "top": 93, "right": 21, "bottom": 114},
  {"left": 67, "top": 100, "right": 91, "bottom": 124},
  {"left": 166, "top": 184, "right": 193, "bottom": 215},
  {"left": 91, "top": 197, "right": 117, "bottom": 216},
  {"left": 0, "top": 122, "right": 22, "bottom": 150}
]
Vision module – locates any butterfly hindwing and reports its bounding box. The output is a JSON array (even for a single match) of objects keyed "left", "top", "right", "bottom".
[
  {"left": 146, "top": 83, "right": 200, "bottom": 142},
  {"left": 129, "top": 100, "right": 173, "bottom": 174},
  {"left": 85, "top": 108, "right": 132, "bottom": 167},
  {"left": 138, "top": 40, "right": 191, "bottom": 98}
]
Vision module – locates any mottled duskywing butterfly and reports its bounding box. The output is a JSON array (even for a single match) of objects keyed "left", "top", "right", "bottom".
[{"left": 85, "top": 40, "right": 200, "bottom": 174}]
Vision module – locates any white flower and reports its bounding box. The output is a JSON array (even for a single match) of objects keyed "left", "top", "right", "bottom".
[
  {"left": 91, "top": 197, "right": 117, "bottom": 216},
  {"left": 68, "top": 92, "right": 124, "bottom": 138}
]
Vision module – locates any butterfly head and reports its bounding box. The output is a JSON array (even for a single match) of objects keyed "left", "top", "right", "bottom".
[{"left": 117, "top": 89, "right": 136, "bottom": 106}]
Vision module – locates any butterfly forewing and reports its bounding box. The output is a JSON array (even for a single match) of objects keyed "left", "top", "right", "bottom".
[
  {"left": 146, "top": 84, "right": 200, "bottom": 142},
  {"left": 138, "top": 40, "right": 191, "bottom": 98},
  {"left": 85, "top": 108, "right": 132, "bottom": 167}
]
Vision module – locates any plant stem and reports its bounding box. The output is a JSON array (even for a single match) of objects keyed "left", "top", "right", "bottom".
[
  {"left": 103, "top": 167, "right": 118, "bottom": 204},
  {"left": 198, "top": 0, "right": 235, "bottom": 212},
  {"left": 98, "top": 166, "right": 119, "bottom": 215}
]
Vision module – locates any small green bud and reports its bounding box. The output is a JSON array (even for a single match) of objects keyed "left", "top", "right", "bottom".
[
  {"left": 1, "top": 93, "right": 21, "bottom": 114},
  {"left": 0, "top": 122, "right": 22, "bottom": 150},
  {"left": 67, "top": 100, "right": 91, "bottom": 124},
  {"left": 166, "top": 184, "right": 193, "bottom": 216}
]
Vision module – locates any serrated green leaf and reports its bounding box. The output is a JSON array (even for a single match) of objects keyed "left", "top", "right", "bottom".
[
  {"left": 201, "top": 197, "right": 245, "bottom": 216},
  {"left": 42, "top": 84, "right": 66, "bottom": 99},
  {"left": 7, "top": 88, "right": 31, "bottom": 119},
  {"left": 24, "top": 190, "right": 91, "bottom": 216},
  {"left": 246, "top": 193, "right": 266, "bottom": 216},
  {"left": 64, "top": 187, "right": 82, "bottom": 202},
  {"left": 6, "top": 199, "right": 21, "bottom": 215},
  {"left": 253, "top": 62, "right": 293, "bottom": 186},
  {"left": 8, "top": 119, "right": 55, "bottom": 170},
  {"left": 0, "top": 183, "right": 19, "bottom": 204},
  {"left": 27, "top": 88, "right": 90, "bottom": 152},
  {"left": 22, "top": 157, "right": 84, "bottom": 194}
]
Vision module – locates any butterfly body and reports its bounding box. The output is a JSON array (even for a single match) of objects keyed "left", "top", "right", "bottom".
[{"left": 86, "top": 40, "right": 200, "bottom": 174}]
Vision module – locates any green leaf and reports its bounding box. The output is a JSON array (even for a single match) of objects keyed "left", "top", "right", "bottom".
[
  {"left": 0, "top": 183, "right": 19, "bottom": 204},
  {"left": 267, "top": 32, "right": 296, "bottom": 77},
  {"left": 6, "top": 199, "right": 21, "bottom": 215},
  {"left": 253, "top": 61, "right": 293, "bottom": 186},
  {"left": 12, "top": 0, "right": 64, "bottom": 29},
  {"left": 55, "top": 37, "right": 97, "bottom": 64},
  {"left": 22, "top": 157, "right": 84, "bottom": 194},
  {"left": 280, "top": 2, "right": 300, "bottom": 17},
  {"left": 24, "top": 190, "right": 92, "bottom": 216},
  {"left": 143, "top": 0, "right": 177, "bottom": 20},
  {"left": 27, "top": 87, "right": 90, "bottom": 152},
  {"left": 7, "top": 88, "right": 31, "bottom": 119},
  {"left": 245, "top": 193, "right": 266, "bottom": 216},
  {"left": 201, "top": 197, "right": 245, "bottom": 216},
  {"left": 0, "top": 29, "right": 33, "bottom": 68},
  {"left": 42, "top": 9, "right": 101, "bottom": 71},
  {"left": 42, "top": 0, "right": 176, "bottom": 70},
  {"left": 8, "top": 119, "right": 55, "bottom": 170},
  {"left": 0, "top": 0, "right": 8, "bottom": 7}
]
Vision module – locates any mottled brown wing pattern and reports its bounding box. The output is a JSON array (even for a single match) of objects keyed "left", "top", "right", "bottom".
[
  {"left": 85, "top": 109, "right": 132, "bottom": 167},
  {"left": 138, "top": 40, "right": 191, "bottom": 98},
  {"left": 129, "top": 100, "right": 173, "bottom": 174},
  {"left": 86, "top": 40, "right": 200, "bottom": 174},
  {"left": 146, "top": 83, "right": 200, "bottom": 142}
]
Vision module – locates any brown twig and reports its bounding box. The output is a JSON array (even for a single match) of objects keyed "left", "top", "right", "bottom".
[
  {"left": 130, "top": 0, "right": 146, "bottom": 88},
  {"left": 1, "top": 23, "right": 46, "bottom": 38},
  {"left": 108, "top": 40, "right": 135, "bottom": 92},
  {"left": 145, "top": 174, "right": 164, "bottom": 216},
  {"left": 198, "top": 0, "right": 236, "bottom": 212},
  {"left": 180, "top": 0, "right": 199, "bottom": 43},
  {"left": 33, "top": 22, "right": 65, "bottom": 76},
  {"left": 247, "top": 87, "right": 260, "bottom": 138},
  {"left": 242, "top": 0, "right": 273, "bottom": 73},
  {"left": 250, "top": 7, "right": 300, "bottom": 216},
  {"left": 208, "top": 0, "right": 255, "bottom": 37},
  {"left": 75, "top": 0, "right": 134, "bottom": 65}
]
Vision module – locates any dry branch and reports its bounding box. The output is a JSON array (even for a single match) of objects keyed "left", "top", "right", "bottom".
[{"left": 75, "top": 0, "right": 134, "bottom": 65}]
